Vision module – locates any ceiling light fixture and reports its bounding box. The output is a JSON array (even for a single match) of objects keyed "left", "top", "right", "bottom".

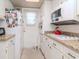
[{"left": 26, "top": 0, "right": 40, "bottom": 2}]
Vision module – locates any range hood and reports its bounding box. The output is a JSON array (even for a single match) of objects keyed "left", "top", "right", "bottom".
[{"left": 51, "top": 20, "right": 79, "bottom": 25}]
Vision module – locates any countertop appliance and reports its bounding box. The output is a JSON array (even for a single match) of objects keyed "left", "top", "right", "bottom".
[{"left": 0, "top": 28, "right": 5, "bottom": 35}]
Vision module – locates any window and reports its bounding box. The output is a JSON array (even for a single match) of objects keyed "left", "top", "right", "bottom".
[{"left": 26, "top": 12, "right": 37, "bottom": 25}]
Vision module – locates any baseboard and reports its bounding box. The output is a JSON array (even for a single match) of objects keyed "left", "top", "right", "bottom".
[{"left": 39, "top": 48, "right": 46, "bottom": 59}]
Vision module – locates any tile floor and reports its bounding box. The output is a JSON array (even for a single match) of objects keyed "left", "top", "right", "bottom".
[{"left": 21, "top": 48, "right": 44, "bottom": 59}]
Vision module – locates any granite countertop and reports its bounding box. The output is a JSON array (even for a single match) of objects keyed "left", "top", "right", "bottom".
[
  {"left": 44, "top": 33, "right": 79, "bottom": 54},
  {"left": 0, "top": 34, "right": 15, "bottom": 41}
]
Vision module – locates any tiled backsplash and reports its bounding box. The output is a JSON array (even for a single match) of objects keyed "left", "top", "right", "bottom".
[
  {"left": 63, "top": 31, "right": 79, "bottom": 37},
  {"left": 60, "top": 25, "right": 79, "bottom": 33},
  {"left": 0, "top": 20, "right": 6, "bottom": 26}
]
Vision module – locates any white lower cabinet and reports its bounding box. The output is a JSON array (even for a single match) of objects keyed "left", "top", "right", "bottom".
[
  {"left": 0, "top": 47, "right": 8, "bottom": 59},
  {"left": 46, "top": 45, "right": 63, "bottom": 59},
  {"left": 41, "top": 35, "right": 79, "bottom": 59},
  {"left": 40, "top": 37, "right": 46, "bottom": 54},
  {"left": 66, "top": 55, "right": 75, "bottom": 59},
  {"left": 44, "top": 40, "right": 51, "bottom": 59},
  {"left": 41, "top": 36, "right": 63, "bottom": 59},
  {"left": 8, "top": 38, "right": 15, "bottom": 59},
  {"left": 64, "top": 53, "right": 79, "bottom": 59},
  {"left": 50, "top": 46, "right": 63, "bottom": 59},
  {"left": 63, "top": 54, "right": 77, "bottom": 59},
  {"left": 62, "top": 55, "right": 69, "bottom": 59},
  {"left": 0, "top": 38, "right": 15, "bottom": 59}
]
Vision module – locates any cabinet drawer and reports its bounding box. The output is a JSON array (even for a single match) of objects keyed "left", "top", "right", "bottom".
[
  {"left": 52, "top": 39, "right": 79, "bottom": 58},
  {"left": 44, "top": 35, "right": 79, "bottom": 59},
  {"left": 63, "top": 45, "right": 79, "bottom": 58},
  {"left": 45, "top": 36, "right": 64, "bottom": 53},
  {"left": 51, "top": 40, "right": 64, "bottom": 53},
  {"left": 43, "top": 35, "right": 53, "bottom": 43}
]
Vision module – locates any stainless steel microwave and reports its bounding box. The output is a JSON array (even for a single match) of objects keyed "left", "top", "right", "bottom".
[{"left": 51, "top": 8, "right": 61, "bottom": 22}]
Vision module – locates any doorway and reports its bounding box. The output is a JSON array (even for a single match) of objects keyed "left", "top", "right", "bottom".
[{"left": 22, "top": 8, "right": 40, "bottom": 48}]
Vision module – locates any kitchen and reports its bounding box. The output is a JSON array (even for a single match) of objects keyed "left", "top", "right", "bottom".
[{"left": 0, "top": 0, "right": 79, "bottom": 59}]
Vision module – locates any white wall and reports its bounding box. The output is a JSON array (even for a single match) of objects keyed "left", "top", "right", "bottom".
[
  {"left": 51, "top": 0, "right": 79, "bottom": 33},
  {"left": 0, "top": 0, "right": 13, "bottom": 16},
  {"left": 51, "top": 0, "right": 65, "bottom": 10},
  {"left": 40, "top": 0, "right": 55, "bottom": 33},
  {"left": 4, "top": 0, "right": 13, "bottom": 8}
]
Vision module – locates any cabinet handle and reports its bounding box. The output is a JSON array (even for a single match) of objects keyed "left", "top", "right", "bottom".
[
  {"left": 49, "top": 45, "right": 52, "bottom": 49},
  {"left": 46, "top": 38, "right": 47, "bottom": 40},
  {"left": 53, "top": 43, "right": 56, "bottom": 46},
  {"left": 5, "top": 49, "right": 7, "bottom": 54},
  {"left": 62, "top": 56, "right": 64, "bottom": 59},
  {"left": 68, "top": 53, "right": 76, "bottom": 59},
  {"left": 48, "top": 45, "right": 49, "bottom": 46},
  {"left": 10, "top": 40, "right": 15, "bottom": 45},
  {"left": 61, "top": 2, "right": 63, "bottom": 4},
  {"left": 48, "top": 45, "right": 52, "bottom": 49}
]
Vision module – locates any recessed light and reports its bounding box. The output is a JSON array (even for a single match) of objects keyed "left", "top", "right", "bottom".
[{"left": 26, "top": 0, "right": 40, "bottom": 2}]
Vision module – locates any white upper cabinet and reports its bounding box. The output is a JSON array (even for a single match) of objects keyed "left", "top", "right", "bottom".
[
  {"left": 61, "top": 0, "right": 76, "bottom": 21},
  {"left": 76, "top": 0, "right": 79, "bottom": 16},
  {"left": 0, "top": 0, "right": 5, "bottom": 20}
]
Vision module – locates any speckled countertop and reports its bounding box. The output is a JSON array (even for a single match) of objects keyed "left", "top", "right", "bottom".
[
  {"left": 0, "top": 34, "right": 15, "bottom": 41},
  {"left": 44, "top": 33, "right": 79, "bottom": 54}
]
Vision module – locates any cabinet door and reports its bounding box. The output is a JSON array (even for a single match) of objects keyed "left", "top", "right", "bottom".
[
  {"left": 44, "top": 39, "right": 51, "bottom": 59},
  {"left": 40, "top": 36, "right": 47, "bottom": 55},
  {"left": 43, "top": 37, "right": 63, "bottom": 59},
  {"left": 0, "top": 48, "right": 8, "bottom": 59},
  {"left": 45, "top": 39, "right": 63, "bottom": 59},
  {"left": 76, "top": 0, "right": 79, "bottom": 16},
  {"left": 40, "top": 36, "right": 52, "bottom": 59},
  {"left": 50, "top": 46, "right": 63, "bottom": 59},
  {"left": 62, "top": 55, "right": 70, "bottom": 59},
  {"left": 0, "top": 42, "right": 10, "bottom": 59},
  {"left": 8, "top": 39, "right": 15, "bottom": 59},
  {"left": 61, "top": 0, "right": 75, "bottom": 21},
  {"left": 40, "top": 40, "right": 46, "bottom": 54},
  {"left": 68, "top": 56, "right": 75, "bottom": 59},
  {"left": 46, "top": 44, "right": 55, "bottom": 59},
  {"left": 0, "top": 0, "right": 5, "bottom": 17},
  {"left": 67, "top": 53, "right": 77, "bottom": 59}
]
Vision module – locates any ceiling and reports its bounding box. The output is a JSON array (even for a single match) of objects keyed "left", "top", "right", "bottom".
[{"left": 11, "top": 0, "right": 44, "bottom": 8}]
